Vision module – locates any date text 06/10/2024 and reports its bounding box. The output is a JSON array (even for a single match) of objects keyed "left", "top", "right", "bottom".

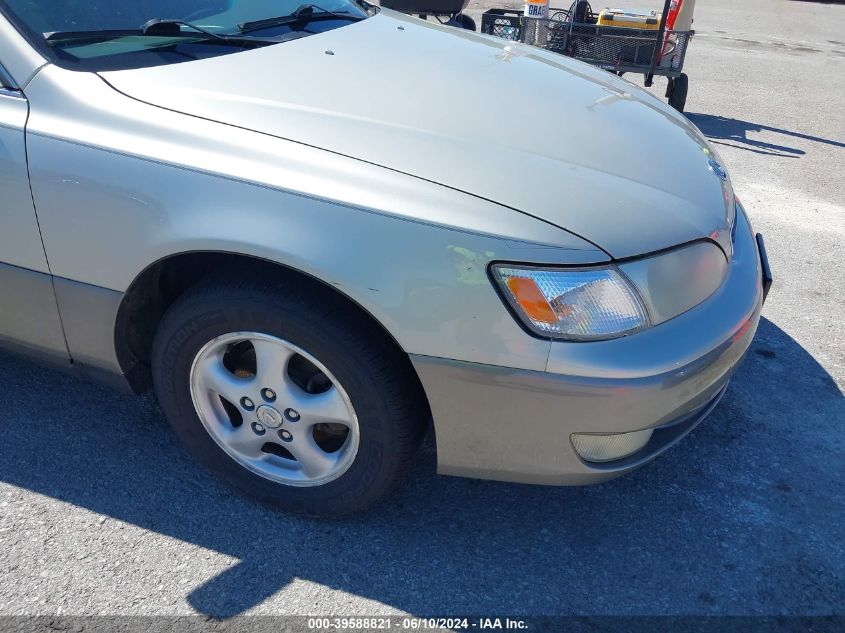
[{"left": 306, "top": 617, "right": 529, "bottom": 630}]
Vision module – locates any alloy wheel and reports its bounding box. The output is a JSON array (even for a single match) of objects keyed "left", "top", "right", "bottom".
[{"left": 189, "top": 332, "right": 359, "bottom": 487}]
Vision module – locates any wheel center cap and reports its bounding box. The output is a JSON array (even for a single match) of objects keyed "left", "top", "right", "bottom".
[{"left": 256, "top": 405, "right": 284, "bottom": 429}]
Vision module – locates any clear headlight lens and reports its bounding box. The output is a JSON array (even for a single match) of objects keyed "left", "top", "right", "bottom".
[
  {"left": 491, "top": 265, "right": 650, "bottom": 341},
  {"left": 618, "top": 241, "right": 728, "bottom": 326}
]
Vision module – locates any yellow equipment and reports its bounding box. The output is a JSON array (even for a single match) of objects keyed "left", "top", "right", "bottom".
[{"left": 597, "top": 8, "right": 661, "bottom": 29}]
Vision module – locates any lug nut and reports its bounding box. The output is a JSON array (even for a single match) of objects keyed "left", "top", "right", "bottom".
[
  {"left": 241, "top": 397, "right": 255, "bottom": 410},
  {"left": 261, "top": 388, "right": 276, "bottom": 402},
  {"left": 279, "top": 430, "right": 293, "bottom": 442},
  {"left": 251, "top": 422, "right": 266, "bottom": 435},
  {"left": 284, "top": 408, "right": 300, "bottom": 422}
]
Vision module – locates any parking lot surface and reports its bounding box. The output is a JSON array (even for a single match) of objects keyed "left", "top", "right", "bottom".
[{"left": 1, "top": 0, "right": 843, "bottom": 619}]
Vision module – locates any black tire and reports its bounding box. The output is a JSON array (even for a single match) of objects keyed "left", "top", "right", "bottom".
[
  {"left": 151, "top": 274, "right": 429, "bottom": 517},
  {"left": 667, "top": 73, "right": 689, "bottom": 113},
  {"left": 446, "top": 13, "right": 476, "bottom": 31},
  {"left": 568, "top": 1, "right": 592, "bottom": 24}
]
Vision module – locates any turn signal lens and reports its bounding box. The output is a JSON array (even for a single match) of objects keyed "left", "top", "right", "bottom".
[
  {"left": 492, "top": 265, "right": 650, "bottom": 341},
  {"left": 504, "top": 277, "right": 558, "bottom": 324}
]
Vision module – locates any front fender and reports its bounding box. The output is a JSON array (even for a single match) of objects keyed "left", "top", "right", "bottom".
[{"left": 25, "top": 65, "right": 608, "bottom": 373}]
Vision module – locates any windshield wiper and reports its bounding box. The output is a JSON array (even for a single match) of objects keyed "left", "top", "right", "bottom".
[
  {"left": 44, "top": 19, "right": 274, "bottom": 47},
  {"left": 238, "top": 4, "right": 365, "bottom": 34},
  {"left": 355, "top": 0, "right": 379, "bottom": 15}
]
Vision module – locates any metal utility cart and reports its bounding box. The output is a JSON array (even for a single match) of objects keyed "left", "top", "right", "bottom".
[
  {"left": 381, "top": 0, "right": 477, "bottom": 30},
  {"left": 482, "top": 0, "right": 695, "bottom": 112}
]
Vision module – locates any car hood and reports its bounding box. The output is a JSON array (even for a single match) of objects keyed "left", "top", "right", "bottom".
[{"left": 100, "top": 10, "right": 732, "bottom": 259}]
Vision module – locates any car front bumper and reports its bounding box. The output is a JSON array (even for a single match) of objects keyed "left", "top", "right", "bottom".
[{"left": 412, "top": 205, "right": 768, "bottom": 485}]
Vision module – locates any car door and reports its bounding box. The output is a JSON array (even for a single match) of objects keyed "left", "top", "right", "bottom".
[{"left": 0, "top": 63, "right": 68, "bottom": 362}]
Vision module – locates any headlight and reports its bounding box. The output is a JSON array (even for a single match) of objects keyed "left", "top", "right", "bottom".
[
  {"left": 618, "top": 241, "right": 728, "bottom": 325},
  {"left": 490, "top": 265, "right": 650, "bottom": 341},
  {"left": 492, "top": 240, "right": 728, "bottom": 340}
]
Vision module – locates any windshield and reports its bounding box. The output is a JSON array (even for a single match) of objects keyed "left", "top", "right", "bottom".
[{"left": 0, "top": 0, "right": 372, "bottom": 71}]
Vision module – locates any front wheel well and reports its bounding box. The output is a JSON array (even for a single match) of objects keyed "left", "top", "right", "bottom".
[{"left": 113, "top": 252, "right": 423, "bottom": 401}]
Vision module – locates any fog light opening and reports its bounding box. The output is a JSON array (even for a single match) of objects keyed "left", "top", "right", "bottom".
[{"left": 571, "top": 428, "right": 654, "bottom": 463}]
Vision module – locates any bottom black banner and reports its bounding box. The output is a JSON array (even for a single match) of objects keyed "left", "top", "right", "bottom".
[{"left": 0, "top": 616, "right": 842, "bottom": 633}]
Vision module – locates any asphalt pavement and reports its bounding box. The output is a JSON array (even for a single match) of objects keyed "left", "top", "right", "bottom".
[{"left": 0, "top": 0, "right": 843, "bottom": 620}]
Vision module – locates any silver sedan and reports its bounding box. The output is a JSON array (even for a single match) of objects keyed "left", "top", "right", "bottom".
[{"left": 0, "top": 0, "right": 771, "bottom": 516}]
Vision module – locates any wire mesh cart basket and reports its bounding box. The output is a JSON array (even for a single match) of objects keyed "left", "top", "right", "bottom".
[{"left": 481, "top": 0, "right": 695, "bottom": 112}]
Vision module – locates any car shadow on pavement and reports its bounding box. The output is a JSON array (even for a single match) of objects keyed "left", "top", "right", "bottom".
[
  {"left": 0, "top": 317, "right": 843, "bottom": 616},
  {"left": 686, "top": 113, "right": 845, "bottom": 158}
]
